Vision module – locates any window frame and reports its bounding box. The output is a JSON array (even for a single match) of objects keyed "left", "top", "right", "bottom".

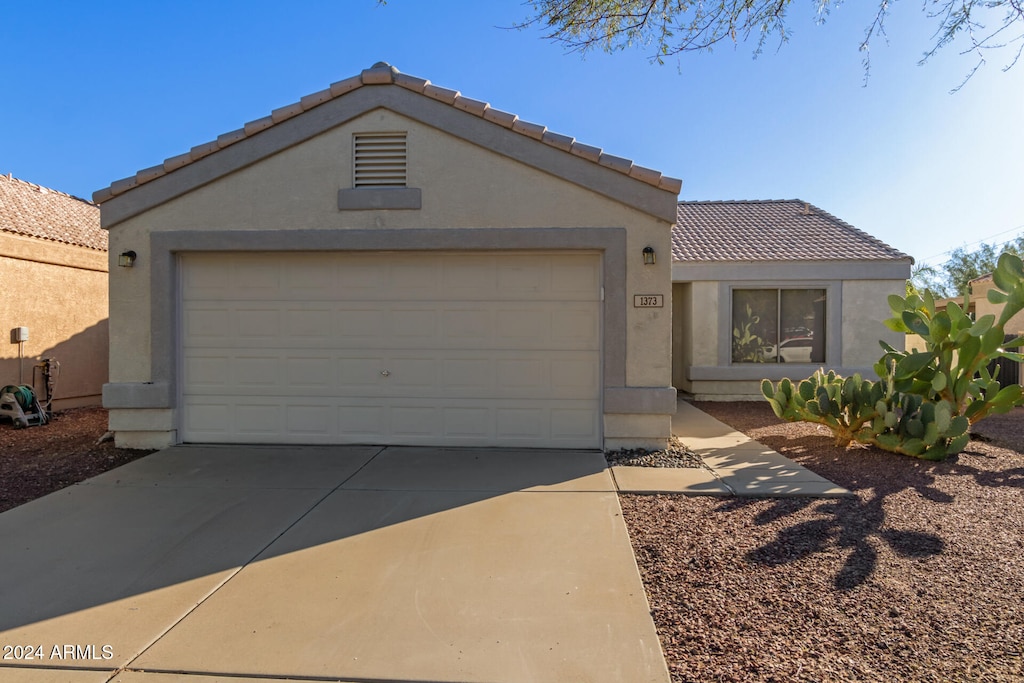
[
  {"left": 730, "top": 286, "right": 828, "bottom": 365},
  {"left": 720, "top": 281, "right": 841, "bottom": 377}
]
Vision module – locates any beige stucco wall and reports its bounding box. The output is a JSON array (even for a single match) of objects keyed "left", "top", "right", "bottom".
[
  {"left": 0, "top": 231, "right": 108, "bottom": 410},
  {"left": 105, "top": 108, "right": 674, "bottom": 449},
  {"left": 840, "top": 280, "right": 906, "bottom": 367},
  {"left": 906, "top": 279, "right": 1024, "bottom": 356},
  {"left": 969, "top": 279, "right": 1024, "bottom": 335},
  {"left": 674, "top": 276, "right": 907, "bottom": 400}
]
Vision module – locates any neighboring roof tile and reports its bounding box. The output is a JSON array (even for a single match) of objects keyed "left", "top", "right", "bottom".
[
  {"left": 0, "top": 174, "right": 105, "bottom": 251},
  {"left": 672, "top": 200, "right": 910, "bottom": 262},
  {"left": 94, "top": 62, "right": 681, "bottom": 203}
]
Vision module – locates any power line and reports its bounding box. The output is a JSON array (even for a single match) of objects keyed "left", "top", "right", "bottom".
[{"left": 918, "top": 223, "right": 1024, "bottom": 264}]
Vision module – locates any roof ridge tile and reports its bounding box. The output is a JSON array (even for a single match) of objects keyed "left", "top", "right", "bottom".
[
  {"left": 570, "top": 141, "right": 602, "bottom": 163},
  {"left": 300, "top": 88, "right": 334, "bottom": 110},
  {"left": 93, "top": 62, "right": 681, "bottom": 203},
  {"left": 361, "top": 62, "right": 397, "bottom": 84},
  {"left": 542, "top": 130, "right": 574, "bottom": 152},
  {"left": 422, "top": 83, "right": 460, "bottom": 104},
  {"left": 393, "top": 72, "right": 429, "bottom": 93},
  {"left": 599, "top": 153, "right": 633, "bottom": 175},
  {"left": 453, "top": 95, "right": 489, "bottom": 116},
  {"left": 329, "top": 75, "right": 363, "bottom": 97},
  {"left": 482, "top": 107, "right": 518, "bottom": 128}
]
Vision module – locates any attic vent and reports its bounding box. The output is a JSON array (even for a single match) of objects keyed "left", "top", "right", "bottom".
[{"left": 353, "top": 132, "right": 407, "bottom": 187}]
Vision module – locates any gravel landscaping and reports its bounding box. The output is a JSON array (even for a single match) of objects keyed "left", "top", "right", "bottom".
[
  {"left": 621, "top": 400, "right": 1024, "bottom": 682},
  {"left": 3, "top": 403, "right": 1022, "bottom": 681},
  {"left": 606, "top": 438, "right": 706, "bottom": 468},
  {"left": 0, "top": 407, "right": 152, "bottom": 514}
]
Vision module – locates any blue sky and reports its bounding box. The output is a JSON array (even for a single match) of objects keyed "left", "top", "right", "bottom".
[{"left": 3, "top": 1, "right": 1022, "bottom": 270}]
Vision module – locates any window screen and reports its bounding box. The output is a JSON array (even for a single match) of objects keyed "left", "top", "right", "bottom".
[{"left": 732, "top": 288, "right": 826, "bottom": 363}]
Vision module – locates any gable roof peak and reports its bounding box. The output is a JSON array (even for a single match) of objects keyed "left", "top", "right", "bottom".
[{"left": 93, "top": 63, "right": 681, "bottom": 204}]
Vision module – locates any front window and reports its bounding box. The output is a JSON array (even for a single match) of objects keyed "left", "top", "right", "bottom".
[{"left": 732, "top": 288, "right": 826, "bottom": 363}]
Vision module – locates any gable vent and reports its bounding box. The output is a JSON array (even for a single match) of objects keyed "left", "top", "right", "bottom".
[{"left": 353, "top": 132, "right": 407, "bottom": 187}]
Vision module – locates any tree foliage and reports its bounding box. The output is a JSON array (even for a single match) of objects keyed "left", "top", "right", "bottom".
[
  {"left": 944, "top": 236, "right": 1024, "bottom": 297},
  {"left": 908, "top": 237, "right": 1024, "bottom": 299},
  {"left": 522, "top": 0, "right": 1024, "bottom": 81},
  {"left": 908, "top": 263, "right": 947, "bottom": 299}
]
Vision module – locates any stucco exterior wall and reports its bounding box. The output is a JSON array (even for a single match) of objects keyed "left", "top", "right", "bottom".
[
  {"left": 969, "top": 279, "right": 1024, "bottom": 335},
  {"left": 104, "top": 107, "right": 675, "bottom": 449},
  {"left": 841, "top": 279, "right": 906, "bottom": 368},
  {"left": 672, "top": 267, "right": 910, "bottom": 400},
  {"left": 0, "top": 231, "right": 108, "bottom": 409}
]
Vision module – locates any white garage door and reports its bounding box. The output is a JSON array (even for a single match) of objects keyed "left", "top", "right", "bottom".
[{"left": 179, "top": 251, "right": 601, "bottom": 447}]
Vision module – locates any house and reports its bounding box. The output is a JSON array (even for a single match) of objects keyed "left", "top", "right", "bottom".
[
  {"left": 93, "top": 63, "right": 681, "bottom": 451},
  {"left": 0, "top": 174, "right": 108, "bottom": 410},
  {"left": 910, "top": 273, "right": 1024, "bottom": 382},
  {"left": 671, "top": 200, "right": 913, "bottom": 399},
  {"left": 961, "top": 273, "right": 1024, "bottom": 335}
]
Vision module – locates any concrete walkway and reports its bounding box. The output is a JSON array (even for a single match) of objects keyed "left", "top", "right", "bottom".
[
  {"left": 612, "top": 401, "right": 852, "bottom": 497},
  {"left": 0, "top": 446, "right": 668, "bottom": 683}
]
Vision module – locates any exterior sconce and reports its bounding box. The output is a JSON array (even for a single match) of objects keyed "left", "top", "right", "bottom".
[
  {"left": 642, "top": 246, "right": 655, "bottom": 265},
  {"left": 118, "top": 251, "right": 137, "bottom": 268}
]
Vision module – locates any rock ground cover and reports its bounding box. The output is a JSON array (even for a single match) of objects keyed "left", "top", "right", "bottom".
[
  {"left": 621, "top": 401, "right": 1024, "bottom": 682},
  {"left": 3, "top": 404, "right": 1022, "bottom": 681}
]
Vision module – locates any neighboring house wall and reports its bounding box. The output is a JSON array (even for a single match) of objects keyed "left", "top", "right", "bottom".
[
  {"left": 0, "top": 178, "right": 108, "bottom": 410},
  {"left": 101, "top": 90, "right": 677, "bottom": 450},
  {"left": 968, "top": 278, "right": 1024, "bottom": 335}
]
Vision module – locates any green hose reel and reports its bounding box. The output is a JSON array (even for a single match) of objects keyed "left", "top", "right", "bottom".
[{"left": 1, "top": 385, "right": 36, "bottom": 409}]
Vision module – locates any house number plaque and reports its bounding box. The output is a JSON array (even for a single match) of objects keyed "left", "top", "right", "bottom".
[{"left": 633, "top": 294, "right": 664, "bottom": 308}]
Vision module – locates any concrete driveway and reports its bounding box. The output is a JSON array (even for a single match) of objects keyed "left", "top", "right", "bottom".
[{"left": 0, "top": 445, "right": 668, "bottom": 683}]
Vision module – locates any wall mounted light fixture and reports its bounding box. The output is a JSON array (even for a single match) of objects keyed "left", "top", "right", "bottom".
[
  {"left": 118, "top": 250, "right": 137, "bottom": 268},
  {"left": 642, "top": 246, "right": 655, "bottom": 265}
]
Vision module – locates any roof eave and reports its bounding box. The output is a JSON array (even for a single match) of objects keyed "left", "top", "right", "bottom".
[{"left": 97, "top": 64, "right": 681, "bottom": 227}]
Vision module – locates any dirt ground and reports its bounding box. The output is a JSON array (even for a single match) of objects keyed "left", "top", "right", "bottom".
[
  {"left": 622, "top": 402, "right": 1024, "bottom": 682},
  {"left": 2, "top": 404, "right": 1022, "bottom": 681},
  {"left": 0, "top": 407, "right": 152, "bottom": 513}
]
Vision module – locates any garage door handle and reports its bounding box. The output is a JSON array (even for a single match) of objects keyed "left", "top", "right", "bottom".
[{"left": 380, "top": 370, "right": 391, "bottom": 377}]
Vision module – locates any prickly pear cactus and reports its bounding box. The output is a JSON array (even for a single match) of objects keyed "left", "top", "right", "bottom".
[{"left": 761, "top": 253, "right": 1024, "bottom": 461}]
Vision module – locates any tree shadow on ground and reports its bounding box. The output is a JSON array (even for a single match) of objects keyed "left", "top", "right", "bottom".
[{"left": 697, "top": 401, "right": 1024, "bottom": 590}]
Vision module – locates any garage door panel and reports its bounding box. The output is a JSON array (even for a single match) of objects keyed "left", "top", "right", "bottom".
[
  {"left": 443, "top": 407, "right": 492, "bottom": 438},
  {"left": 183, "top": 355, "right": 232, "bottom": 388},
  {"left": 552, "top": 256, "right": 601, "bottom": 293},
  {"left": 236, "top": 404, "right": 284, "bottom": 435},
  {"left": 286, "top": 405, "right": 333, "bottom": 436},
  {"left": 389, "top": 308, "right": 438, "bottom": 339},
  {"left": 284, "top": 357, "right": 333, "bottom": 388},
  {"left": 181, "top": 396, "right": 599, "bottom": 447},
  {"left": 234, "top": 357, "right": 282, "bottom": 388},
  {"left": 552, "top": 309, "right": 600, "bottom": 343},
  {"left": 283, "top": 308, "right": 334, "bottom": 338},
  {"left": 183, "top": 307, "right": 232, "bottom": 341},
  {"left": 336, "top": 308, "right": 386, "bottom": 339},
  {"left": 181, "top": 251, "right": 601, "bottom": 447},
  {"left": 550, "top": 408, "right": 599, "bottom": 438},
  {"left": 236, "top": 309, "right": 280, "bottom": 338},
  {"left": 183, "top": 349, "right": 598, "bottom": 400}
]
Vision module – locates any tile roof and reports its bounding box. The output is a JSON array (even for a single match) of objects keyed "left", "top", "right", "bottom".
[
  {"left": 94, "top": 62, "right": 682, "bottom": 203},
  {"left": 0, "top": 174, "right": 105, "bottom": 251},
  {"left": 672, "top": 199, "right": 911, "bottom": 262}
]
